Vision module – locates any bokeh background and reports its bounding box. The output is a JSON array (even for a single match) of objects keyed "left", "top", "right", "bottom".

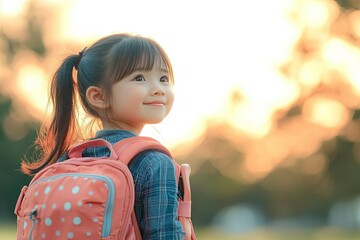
[{"left": 2, "top": 0, "right": 360, "bottom": 239}]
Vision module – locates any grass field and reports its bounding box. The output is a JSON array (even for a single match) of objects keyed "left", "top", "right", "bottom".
[
  {"left": 198, "top": 227, "right": 360, "bottom": 240},
  {"left": 2, "top": 224, "right": 360, "bottom": 240},
  {"left": 0, "top": 224, "right": 16, "bottom": 240}
]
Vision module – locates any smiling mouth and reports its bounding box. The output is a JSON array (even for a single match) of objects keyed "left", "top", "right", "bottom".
[{"left": 144, "top": 102, "right": 165, "bottom": 106}]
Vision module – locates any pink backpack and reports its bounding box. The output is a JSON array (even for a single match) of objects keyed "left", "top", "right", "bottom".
[{"left": 14, "top": 136, "right": 196, "bottom": 240}]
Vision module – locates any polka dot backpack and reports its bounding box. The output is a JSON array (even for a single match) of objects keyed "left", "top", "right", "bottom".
[{"left": 14, "top": 136, "right": 196, "bottom": 240}]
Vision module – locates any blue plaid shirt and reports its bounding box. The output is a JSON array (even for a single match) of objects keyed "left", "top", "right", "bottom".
[{"left": 82, "top": 130, "right": 185, "bottom": 239}]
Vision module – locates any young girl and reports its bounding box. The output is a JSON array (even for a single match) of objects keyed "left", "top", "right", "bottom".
[{"left": 21, "top": 33, "right": 186, "bottom": 239}]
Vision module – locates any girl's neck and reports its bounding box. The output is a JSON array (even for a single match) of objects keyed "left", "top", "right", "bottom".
[{"left": 101, "top": 122, "right": 143, "bottom": 135}]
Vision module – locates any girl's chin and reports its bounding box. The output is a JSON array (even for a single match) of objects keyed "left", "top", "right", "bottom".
[{"left": 145, "top": 119, "right": 164, "bottom": 125}]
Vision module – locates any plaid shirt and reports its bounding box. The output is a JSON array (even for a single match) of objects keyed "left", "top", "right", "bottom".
[{"left": 82, "top": 130, "right": 185, "bottom": 239}]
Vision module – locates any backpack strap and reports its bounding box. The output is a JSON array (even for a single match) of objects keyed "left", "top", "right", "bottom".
[
  {"left": 68, "top": 138, "right": 117, "bottom": 159},
  {"left": 113, "top": 136, "right": 196, "bottom": 239},
  {"left": 113, "top": 136, "right": 172, "bottom": 164},
  {"left": 178, "top": 164, "right": 197, "bottom": 239},
  {"left": 114, "top": 136, "right": 181, "bottom": 184},
  {"left": 113, "top": 136, "right": 181, "bottom": 240}
]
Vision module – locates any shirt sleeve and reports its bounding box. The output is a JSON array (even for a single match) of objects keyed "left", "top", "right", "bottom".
[{"left": 130, "top": 151, "right": 185, "bottom": 240}]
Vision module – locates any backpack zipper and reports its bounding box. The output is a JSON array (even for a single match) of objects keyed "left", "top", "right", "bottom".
[
  {"left": 28, "top": 209, "right": 37, "bottom": 240},
  {"left": 32, "top": 173, "right": 115, "bottom": 238}
]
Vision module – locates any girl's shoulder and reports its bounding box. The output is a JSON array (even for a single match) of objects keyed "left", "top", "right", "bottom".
[
  {"left": 95, "top": 131, "right": 176, "bottom": 175},
  {"left": 97, "top": 130, "right": 136, "bottom": 143},
  {"left": 131, "top": 150, "right": 175, "bottom": 171}
]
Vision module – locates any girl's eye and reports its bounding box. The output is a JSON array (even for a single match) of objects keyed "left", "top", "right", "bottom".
[
  {"left": 160, "top": 76, "right": 169, "bottom": 83},
  {"left": 134, "top": 75, "right": 146, "bottom": 82}
]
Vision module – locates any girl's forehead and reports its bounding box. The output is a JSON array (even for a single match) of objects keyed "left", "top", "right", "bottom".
[
  {"left": 154, "top": 57, "right": 168, "bottom": 72},
  {"left": 136, "top": 54, "right": 168, "bottom": 72}
]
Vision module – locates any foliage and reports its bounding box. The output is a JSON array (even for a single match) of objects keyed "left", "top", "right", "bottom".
[
  {"left": 335, "top": 0, "right": 360, "bottom": 10},
  {"left": 0, "top": 95, "right": 35, "bottom": 222}
]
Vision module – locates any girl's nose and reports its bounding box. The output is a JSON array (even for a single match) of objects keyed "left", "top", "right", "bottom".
[
  {"left": 154, "top": 88, "right": 165, "bottom": 96},
  {"left": 151, "top": 83, "right": 166, "bottom": 96}
]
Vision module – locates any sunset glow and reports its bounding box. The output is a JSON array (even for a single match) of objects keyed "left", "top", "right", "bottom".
[{"left": 2, "top": 0, "right": 360, "bottom": 182}]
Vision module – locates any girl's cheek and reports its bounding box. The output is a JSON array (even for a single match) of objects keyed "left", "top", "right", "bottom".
[{"left": 168, "top": 90, "right": 175, "bottom": 103}]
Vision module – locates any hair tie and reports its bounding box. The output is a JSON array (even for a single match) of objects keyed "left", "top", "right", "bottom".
[{"left": 75, "top": 47, "right": 87, "bottom": 70}]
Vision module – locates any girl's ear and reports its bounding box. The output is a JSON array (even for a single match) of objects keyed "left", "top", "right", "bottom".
[{"left": 86, "top": 86, "right": 108, "bottom": 110}]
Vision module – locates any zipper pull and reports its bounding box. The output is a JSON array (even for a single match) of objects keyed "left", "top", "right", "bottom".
[
  {"left": 28, "top": 209, "right": 38, "bottom": 240},
  {"left": 29, "top": 209, "right": 37, "bottom": 219}
]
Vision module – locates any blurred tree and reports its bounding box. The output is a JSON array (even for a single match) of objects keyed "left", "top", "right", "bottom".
[
  {"left": 0, "top": 0, "right": 46, "bottom": 222},
  {"left": 0, "top": 94, "right": 35, "bottom": 222},
  {"left": 0, "top": 3, "right": 46, "bottom": 68},
  {"left": 179, "top": 0, "right": 360, "bottom": 228},
  {"left": 335, "top": 0, "right": 360, "bottom": 10}
]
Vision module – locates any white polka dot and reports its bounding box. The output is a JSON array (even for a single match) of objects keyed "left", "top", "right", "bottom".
[
  {"left": 23, "top": 221, "right": 27, "bottom": 229},
  {"left": 55, "top": 230, "right": 61, "bottom": 236},
  {"left": 45, "top": 218, "right": 52, "bottom": 226},
  {"left": 34, "top": 191, "right": 39, "bottom": 197},
  {"left": 42, "top": 204, "right": 46, "bottom": 209},
  {"left": 67, "top": 232, "right": 74, "bottom": 239},
  {"left": 73, "top": 217, "right": 81, "bottom": 225},
  {"left": 88, "top": 191, "right": 93, "bottom": 196},
  {"left": 77, "top": 201, "right": 83, "bottom": 206},
  {"left": 41, "top": 233, "right": 46, "bottom": 239},
  {"left": 58, "top": 185, "right": 64, "bottom": 191},
  {"left": 61, "top": 217, "right": 65, "bottom": 222},
  {"left": 92, "top": 179, "right": 97, "bottom": 183},
  {"left": 84, "top": 177, "right": 88, "bottom": 180},
  {"left": 73, "top": 176, "right": 78, "bottom": 180},
  {"left": 93, "top": 217, "right": 98, "bottom": 222},
  {"left": 86, "top": 231, "right": 91, "bottom": 236},
  {"left": 88, "top": 203, "right": 92, "bottom": 207},
  {"left": 44, "top": 186, "right": 51, "bottom": 194},
  {"left": 64, "top": 202, "right": 71, "bottom": 211},
  {"left": 52, "top": 204, "right": 57, "bottom": 209},
  {"left": 72, "top": 186, "right": 80, "bottom": 194},
  {"left": 104, "top": 184, "right": 108, "bottom": 189}
]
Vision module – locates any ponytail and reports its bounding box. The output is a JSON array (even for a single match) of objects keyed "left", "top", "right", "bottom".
[{"left": 21, "top": 55, "right": 81, "bottom": 175}]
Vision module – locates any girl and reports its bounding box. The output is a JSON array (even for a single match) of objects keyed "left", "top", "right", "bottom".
[{"left": 21, "top": 33, "right": 185, "bottom": 239}]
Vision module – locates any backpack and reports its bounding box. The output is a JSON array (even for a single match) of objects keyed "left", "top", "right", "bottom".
[{"left": 14, "top": 136, "right": 196, "bottom": 240}]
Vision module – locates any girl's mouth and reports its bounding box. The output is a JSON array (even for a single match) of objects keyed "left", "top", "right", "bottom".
[{"left": 144, "top": 101, "right": 165, "bottom": 106}]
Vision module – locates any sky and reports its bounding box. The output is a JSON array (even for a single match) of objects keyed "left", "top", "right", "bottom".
[
  {"left": 65, "top": 0, "right": 299, "bottom": 143},
  {"left": 0, "top": 0, "right": 347, "bottom": 150}
]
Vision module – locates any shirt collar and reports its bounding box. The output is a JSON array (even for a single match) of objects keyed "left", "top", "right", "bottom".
[{"left": 95, "top": 129, "right": 137, "bottom": 138}]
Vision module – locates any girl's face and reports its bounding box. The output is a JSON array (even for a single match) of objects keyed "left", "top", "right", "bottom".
[{"left": 103, "top": 59, "right": 174, "bottom": 133}]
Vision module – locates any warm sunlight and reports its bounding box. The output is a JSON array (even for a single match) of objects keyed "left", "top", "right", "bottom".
[
  {"left": 302, "top": 96, "right": 351, "bottom": 129},
  {"left": 0, "top": 0, "right": 27, "bottom": 16},
  {"left": 55, "top": 0, "right": 300, "bottom": 146},
  {"left": 16, "top": 64, "right": 47, "bottom": 116},
  {"left": 2, "top": 0, "right": 360, "bottom": 181},
  {"left": 3, "top": 0, "right": 301, "bottom": 148}
]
